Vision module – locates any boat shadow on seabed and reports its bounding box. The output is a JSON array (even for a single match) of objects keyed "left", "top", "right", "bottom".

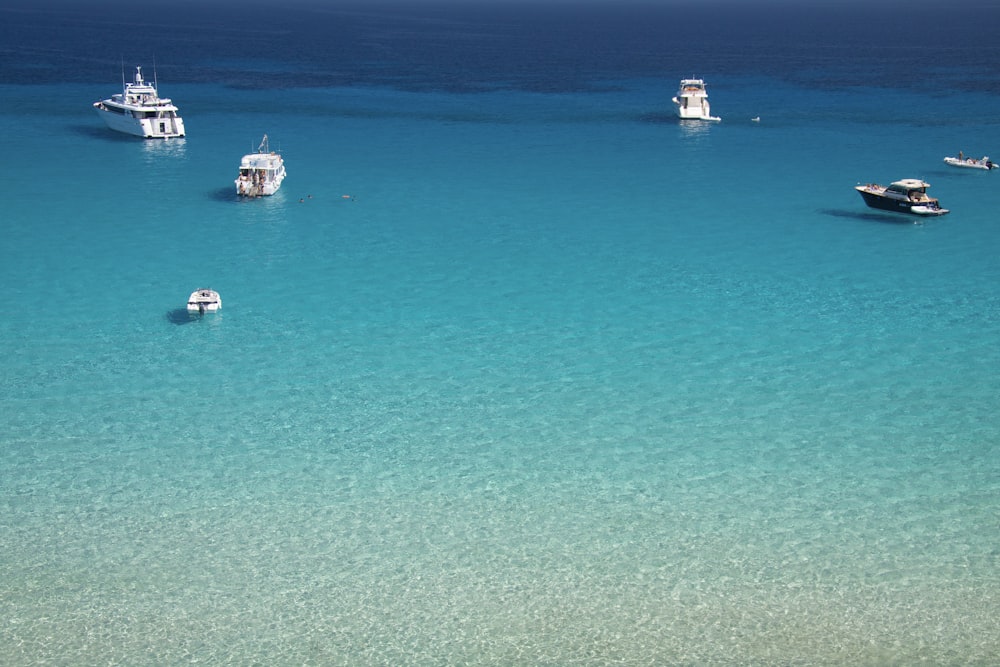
[
  {"left": 74, "top": 124, "right": 136, "bottom": 142},
  {"left": 820, "top": 208, "right": 928, "bottom": 225},
  {"left": 209, "top": 187, "right": 240, "bottom": 203},
  {"left": 165, "top": 308, "right": 208, "bottom": 325}
]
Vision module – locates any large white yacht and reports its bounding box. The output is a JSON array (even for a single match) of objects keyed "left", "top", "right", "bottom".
[
  {"left": 235, "top": 135, "right": 286, "bottom": 197},
  {"left": 672, "top": 78, "right": 721, "bottom": 121},
  {"left": 93, "top": 66, "right": 185, "bottom": 139}
]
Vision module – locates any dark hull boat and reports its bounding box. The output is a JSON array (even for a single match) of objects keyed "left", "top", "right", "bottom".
[{"left": 855, "top": 179, "right": 949, "bottom": 216}]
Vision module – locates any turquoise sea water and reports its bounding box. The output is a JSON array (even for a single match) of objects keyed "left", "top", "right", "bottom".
[{"left": 3, "top": 3, "right": 1000, "bottom": 664}]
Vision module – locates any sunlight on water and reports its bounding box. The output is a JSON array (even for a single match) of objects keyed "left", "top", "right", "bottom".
[{"left": 2, "top": 2, "right": 1000, "bottom": 664}]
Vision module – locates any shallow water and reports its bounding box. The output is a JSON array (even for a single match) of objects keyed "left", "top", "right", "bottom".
[{"left": 2, "top": 2, "right": 1000, "bottom": 664}]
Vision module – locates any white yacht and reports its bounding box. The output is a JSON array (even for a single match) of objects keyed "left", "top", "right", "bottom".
[
  {"left": 672, "top": 78, "right": 721, "bottom": 121},
  {"left": 93, "top": 66, "right": 185, "bottom": 139},
  {"left": 235, "top": 135, "right": 286, "bottom": 197},
  {"left": 187, "top": 289, "right": 222, "bottom": 313}
]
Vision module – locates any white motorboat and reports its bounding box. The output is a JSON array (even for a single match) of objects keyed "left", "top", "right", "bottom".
[
  {"left": 93, "top": 66, "right": 185, "bottom": 139},
  {"left": 235, "top": 135, "right": 286, "bottom": 197},
  {"left": 187, "top": 289, "right": 222, "bottom": 313},
  {"left": 943, "top": 155, "right": 996, "bottom": 170},
  {"left": 671, "top": 78, "right": 721, "bottom": 121},
  {"left": 855, "top": 179, "right": 949, "bottom": 216}
]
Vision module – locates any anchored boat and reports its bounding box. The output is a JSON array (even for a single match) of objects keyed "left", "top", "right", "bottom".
[
  {"left": 855, "top": 179, "right": 949, "bottom": 216},
  {"left": 187, "top": 289, "right": 222, "bottom": 314},
  {"left": 671, "top": 78, "right": 721, "bottom": 122},
  {"left": 93, "top": 65, "right": 185, "bottom": 139},
  {"left": 235, "top": 135, "right": 286, "bottom": 197},
  {"left": 943, "top": 155, "right": 996, "bottom": 170}
]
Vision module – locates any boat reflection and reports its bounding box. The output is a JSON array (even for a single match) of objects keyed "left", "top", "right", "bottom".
[
  {"left": 678, "top": 119, "right": 713, "bottom": 139},
  {"left": 142, "top": 136, "right": 187, "bottom": 159}
]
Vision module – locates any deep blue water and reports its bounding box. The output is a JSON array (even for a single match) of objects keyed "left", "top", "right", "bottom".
[{"left": 2, "top": 2, "right": 1000, "bottom": 664}]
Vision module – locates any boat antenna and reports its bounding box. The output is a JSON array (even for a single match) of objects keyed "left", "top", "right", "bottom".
[
  {"left": 152, "top": 55, "right": 158, "bottom": 91},
  {"left": 120, "top": 57, "right": 126, "bottom": 91}
]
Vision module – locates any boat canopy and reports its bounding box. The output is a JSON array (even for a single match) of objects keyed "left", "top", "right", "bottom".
[{"left": 888, "top": 179, "right": 930, "bottom": 191}]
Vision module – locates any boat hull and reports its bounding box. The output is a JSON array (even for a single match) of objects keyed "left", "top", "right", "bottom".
[
  {"left": 671, "top": 79, "right": 720, "bottom": 121},
  {"left": 235, "top": 146, "right": 286, "bottom": 197},
  {"left": 187, "top": 290, "right": 222, "bottom": 313},
  {"left": 187, "top": 302, "right": 221, "bottom": 313},
  {"left": 944, "top": 157, "right": 995, "bottom": 170},
  {"left": 94, "top": 104, "right": 186, "bottom": 139},
  {"left": 235, "top": 170, "right": 285, "bottom": 196},
  {"left": 672, "top": 97, "right": 720, "bottom": 121},
  {"left": 235, "top": 171, "right": 285, "bottom": 196},
  {"left": 856, "top": 189, "right": 948, "bottom": 216}
]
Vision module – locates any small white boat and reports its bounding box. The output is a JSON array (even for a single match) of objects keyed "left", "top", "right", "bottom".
[
  {"left": 235, "top": 135, "right": 286, "bottom": 197},
  {"left": 943, "top": 155, "right": 996, "bottom": 170},
  {"left": 93, "top": 65, "right": 185, "bottom": 139},
  {"left": 909, "top": 205, "right": 947, "bottom": 216},
  {"left": 187, "top": 289, "right": 222, "bottom": 313},
  {"left": 671, "top": 78, "right": 721, "bottom": 122}
]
